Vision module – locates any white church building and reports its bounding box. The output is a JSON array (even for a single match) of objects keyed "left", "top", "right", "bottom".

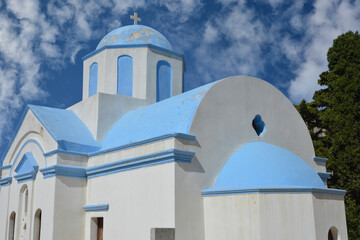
[{"left": 0, "top": 16, "right": 348, "bottom": 240}]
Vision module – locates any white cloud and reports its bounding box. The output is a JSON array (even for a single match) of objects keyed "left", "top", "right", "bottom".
[{"left": 288, "top": 0, "right": 360, "bottom": 103}]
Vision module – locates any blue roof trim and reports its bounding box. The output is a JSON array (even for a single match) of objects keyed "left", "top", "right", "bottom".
[
  {"left": 314, "top": 156, "right": 328, "bottom": 163},
  {"left": 202, "top": 187, "right": 346, "bottom": 196},
  {"left": 84, "top": 204, "right": 109, "bottom": 212},
  {"left": 40, "top": 165, "right": 87, "bottom": 179},
  {"left": 0, "top": 177, "right": 12, "bottom": 187},
  {"left": 90, "top": 133, "right": 195, "bottom": 157},
  {"left": 82, "top": 44, "right": 184, "bottom": 61},
  {"left": 14, "top": 152, "right": 39, "bottom": 183},
  {"left": 318, "top": 172, "right": 331, "bottom": 182},
  {"left": 28, "top": 105, "right": 101, "bottom": 153},
  {"left": 87, "top": 148, "right": 194, "bottom": 178}
]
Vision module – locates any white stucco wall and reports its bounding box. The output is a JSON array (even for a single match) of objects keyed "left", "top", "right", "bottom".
[{"left": 85, "top": 163, "right": 175, "bottom": 240}]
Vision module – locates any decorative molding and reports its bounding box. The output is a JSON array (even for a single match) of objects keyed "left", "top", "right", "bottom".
[
  {"left": 0, "top": 177, "right": 12, "bottom": 187},
  {"left": 40, "top": 165, "right": 87, "bottom": 179},
  {"left": 43, "top": 133, "right": 196, "bottom": 158},
  {"left": 82, "top": 44, "right": 184, "bottom": 61},
  {"left": 318, "top": 172, "right": 331, "bottom": 182},
  {"left": 14, "top": 152, "right": 39, "bottom": 183},
  {"left": 87, "top": 148, "right": 195, "bottom": 178},
  {"left": 202, "top": 187, "right": 346, "bottom": 197},
  {"left": 83, "top": 204, "right": 109, "bottom": 212},
  {"left": 0, "top": 165, "right": 11, "bottom": 170},
  {"left": 88, "top": 133, "right": 196, "bottom": 157},
  {"left": 314, "top": 156, "right": 328, "bottom": 163}
]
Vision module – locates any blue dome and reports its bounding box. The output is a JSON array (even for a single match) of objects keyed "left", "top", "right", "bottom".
[
  {"left": 96, "top": 25, "right": 173, "bottom": 51},
  {"left": 211, "top": 142, "right": 325, "bottom": 190}
]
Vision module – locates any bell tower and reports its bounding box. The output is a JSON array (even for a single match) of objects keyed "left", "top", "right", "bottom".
[{"left": 81, "top": 18, "right": 185, "bottom": 104}]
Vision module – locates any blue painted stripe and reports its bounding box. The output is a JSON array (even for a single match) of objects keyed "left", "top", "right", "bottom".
[
  {"left": 40, "top": 165, "right": 87, "bottom": 179},
  {"left": 87, "top": 148, "right": 195, "bottom": 178},
  {"left": 82, "top": 44, "right": 184, "bottom": 61},
  {"left": 201, "top": 187, "right": 346, "bottom": 196},
  {"left": 314, "top": 156, "right": 328, "bottom": 163},
  {"left": 0, "top": 177, "right": 12, "bottom": 187},
  {"left": 84, "top": 204, "right": 109, "bottom": 212},
  {"left": 318, "top": 172, "right": 331, "bottom": 182}
]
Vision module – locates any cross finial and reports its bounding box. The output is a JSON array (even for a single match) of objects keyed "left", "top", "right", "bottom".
[{"left": 130, "top": 12, "right": 141, "bottom": 25}]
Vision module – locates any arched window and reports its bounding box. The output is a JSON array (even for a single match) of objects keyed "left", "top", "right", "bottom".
[
  {"left": 156, "top": 60, "right": 172, "bottom": 102},
  {"left": 328, "top": 227, "right": 339, "bottom": 240},
  {"left": 117, "top": 55, "right": 133, "bottom": 96},
  {"left": 33, "top": 209, "right": 42, "bottom": 240},
  {"left": 89, "top": 62, "right": 98, "bottom": 97},
  {"left": 18, "top": 185, "right": 29, "bottom": 240},
  {"left": 8, "top": 212, "right": 16, "bottom": 240}
]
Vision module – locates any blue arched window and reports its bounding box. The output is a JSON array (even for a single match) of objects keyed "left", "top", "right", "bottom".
[
  {"left": 89, "top": 62, "right": 98, "bottom": 97},
  {"left": 156, "top": 60, "right": 172, "bottom": 102},
  {"left": 117, "top": 55, "right": 133, "bottom": 96}
]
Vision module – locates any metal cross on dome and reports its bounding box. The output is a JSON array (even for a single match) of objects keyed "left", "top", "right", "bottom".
[{"left": 130, "top": 12, "right": 141, "bottom": 25}]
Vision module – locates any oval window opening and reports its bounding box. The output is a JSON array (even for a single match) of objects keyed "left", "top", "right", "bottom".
[{"left": 252, "top": 114, "right": 266, "bottom": 136}]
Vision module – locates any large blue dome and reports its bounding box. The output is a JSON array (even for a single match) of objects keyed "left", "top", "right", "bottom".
[
  {"left": 96, "top": 25, "right": 173, "bottom": 51},
  {"left": 206, "top": 141, "right": 325, "bottom": 193}
]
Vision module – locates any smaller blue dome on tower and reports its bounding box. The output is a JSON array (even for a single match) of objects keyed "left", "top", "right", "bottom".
[{"left": 96, "top": 25, "right": 173, "bottom": 51}]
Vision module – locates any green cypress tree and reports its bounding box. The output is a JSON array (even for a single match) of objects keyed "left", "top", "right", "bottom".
[{"left": 299, "top": 31, "right": 360, "bottom": 239}]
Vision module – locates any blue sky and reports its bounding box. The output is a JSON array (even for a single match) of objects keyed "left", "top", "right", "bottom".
[{"left": 0, "top": 0, "right": 359, "bottom": 158}]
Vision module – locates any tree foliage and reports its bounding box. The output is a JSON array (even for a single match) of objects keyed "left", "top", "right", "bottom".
[{"left": 296, "top": 31, "right": 360, "bottom": 240}]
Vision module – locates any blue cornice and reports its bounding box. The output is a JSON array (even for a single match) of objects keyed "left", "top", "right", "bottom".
[
  {"left": 87, "top": 148, "right": 195, "bottom": 178},
  {"left": 82, "top": 44, "right": 184, "bottom": 61},
  {"left": 84, "top": 204, "right": 109, "bottom": 212},
  {"left": 43, "top": 133, "right": 196, "bottom": 158},
  {"left": 89, "top": 133, "right": 195, "bottom": 157},
  {"left": 40, "top": 165, "right": 87, "bottom": 179},
  {"left": 14, "top": 152, "right": 39, "bottom": 183},
  {"left": 14, "top": 172, "right": 37, "bottom": 183},
  {"left": 318, "top": 172, "right": 331, "bottom": 182},
  {"left": 202, "top": 187, "right": 346, "bottom": 197},
  {"left": 314, "top": 156, "right": 328, "bottom": 163},
  {"left": 0, "top": 165, "right": 11, "bottom": 170},
  {"left": 37, "top": 149, "right": 194, "bottom": 179},
  {"left": 0, "top": 177, "right": 12, "bottom": 187}
]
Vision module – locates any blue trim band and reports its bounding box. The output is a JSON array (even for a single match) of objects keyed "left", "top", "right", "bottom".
[
  {"left": 318, "top": 172, "right": 331, "bottom": 182},
  {"left": 314, "top": 156, "right": 328, "bottom": 163},
  {"left": 82, "top": 44, "right": 184, "bottom": 61},
  {"left": 0, "top": 165, "right": 11, "bottom": 170},
  {"left": 43, "top": 133, "right": 196, "bottom": 157},
  {"left": 87, "top": 148, "right": 195, "bottom": 178},
  {"left": 89, "top": 133, "right": 195, "bottom": 157},
  {"left": 40, "top": 165, "right": 87, "bottom": 179},
  {"left": 0, "top": 177, "right": 12, "bottom": 187},
  {"left": 201, "top": 187, "right": 346, "bottom": 196},
  {"left": 14, "top": 172, "right": 37, "bottom": 183},
  {"left": 28, "top": 149, "right": 194, "bottom": 179},
  {"left": 84, "top": 204, "right": 109, "bottom": 212}
]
